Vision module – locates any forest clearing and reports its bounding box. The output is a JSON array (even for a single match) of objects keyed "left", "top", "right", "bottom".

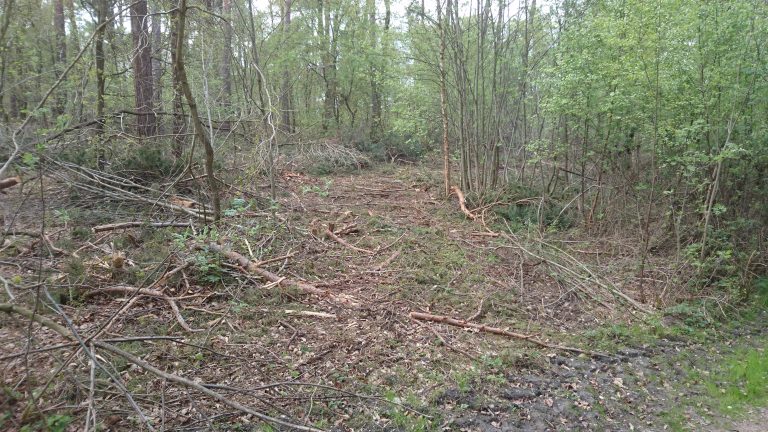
[{"left": 0, "top": 0, "right": 766, "bottom": 430}]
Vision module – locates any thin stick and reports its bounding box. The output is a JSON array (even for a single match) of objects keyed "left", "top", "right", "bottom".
[{"left": 283, "top": 310, "right": 337, "bottom": 319}]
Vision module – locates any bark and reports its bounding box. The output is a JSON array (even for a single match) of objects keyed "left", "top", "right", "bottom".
[
  {"left": 368, "top": 0, "right": 381, "bottom": 142},
  {"left": 319, "top": 0, "right": 338, "bottom": 131},
  {"left": 131, "top": 0, "right": 156, "bottom": 137},
  {"left": 0, "top": 0, "right": 14, "bottom": 121},
  {"left": 65, "top": 0, "right": 79, "bottom": 51}
]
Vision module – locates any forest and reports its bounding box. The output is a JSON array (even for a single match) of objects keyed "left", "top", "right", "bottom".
[{"left": 0, "top": 0, "right": 767, "bottom": 430}]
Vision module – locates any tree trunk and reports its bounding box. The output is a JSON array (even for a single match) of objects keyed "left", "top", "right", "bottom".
[
  {"left": 220, "top": 0, "right": 232, "bottom": 115},
  {"left": 279, "top": 0, "right": 293, "bottom": 133},
  {"left": 94, "top": 0, "right": 107, "bottom": 140},
  {"left": 170, "top": 4, "right": 185, "bottom": 158},
  {"left": 151, "top": 3, "right": 163, "bottom": 133},
  {"left": 53, "top": 0, "right": 66, "bottom": 116},
  {"left": 131, "top": 0, "right": 156, "bottom": 137},
  {"left": 320, "top": 0, "right": 337, "bottom": 131},
  {"left": 173, "top": 0, "right": 221, "bottom": 220},
  {"left": 437, "top": 0, "right": 450, "bottom": 196}
]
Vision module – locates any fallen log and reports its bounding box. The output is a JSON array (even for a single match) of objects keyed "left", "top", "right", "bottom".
[
  {"left": 203, "top": 243, "right": 360, "bottom": 308},
  {"left": 92, "top": 221, "right": 193, "bottom": 233},
  {"left": 450, "top": 186, "right": 477, "bottom": 220},
  {"left": 409, "top": 311, "right": 611, "bottom": 358}
]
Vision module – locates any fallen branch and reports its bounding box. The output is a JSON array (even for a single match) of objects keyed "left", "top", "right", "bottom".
[
  {"left": 202, "top": 243, "right": 360, "bottom": 308},
  {"left": 283, "top": 310, "right": 337, "bottom": 319},
  {"left": 334, "top": 223, "right": 359, "bottom": 236},
  {"left": 92, "top": 221, "right": 193, "bottom": 233},
  {"left": 324, "top": 226, "right": 374, "bottom": 254},
  {"left": 450, "top": 186, "right": 477, "bottom": 220},
  {"left": 409, "top": 311, "right": 611, "bottom": 358}
]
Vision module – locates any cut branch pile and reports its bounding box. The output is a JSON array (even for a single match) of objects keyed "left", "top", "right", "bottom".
[{"left": 48, "top": 159, "right": 212, "bottom": 219}]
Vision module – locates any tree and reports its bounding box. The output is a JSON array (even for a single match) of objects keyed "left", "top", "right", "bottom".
[{"left": 131, "top": 0, "right": 156, "bottom": 137}]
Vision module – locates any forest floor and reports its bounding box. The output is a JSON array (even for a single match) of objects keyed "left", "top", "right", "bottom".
[{"left": 1, "top": 163, "right": 766, "bottom": 431}]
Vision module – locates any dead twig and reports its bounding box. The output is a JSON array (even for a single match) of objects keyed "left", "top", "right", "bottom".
[
  {"left": 411, "top": 317, "right": 477, "bottom": 360},
  {"left": 467, "top": 296, "right": 487, "bottom": 322},
  {"left": 283, "top": 310, "right": 337, "bottom": 319}
]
